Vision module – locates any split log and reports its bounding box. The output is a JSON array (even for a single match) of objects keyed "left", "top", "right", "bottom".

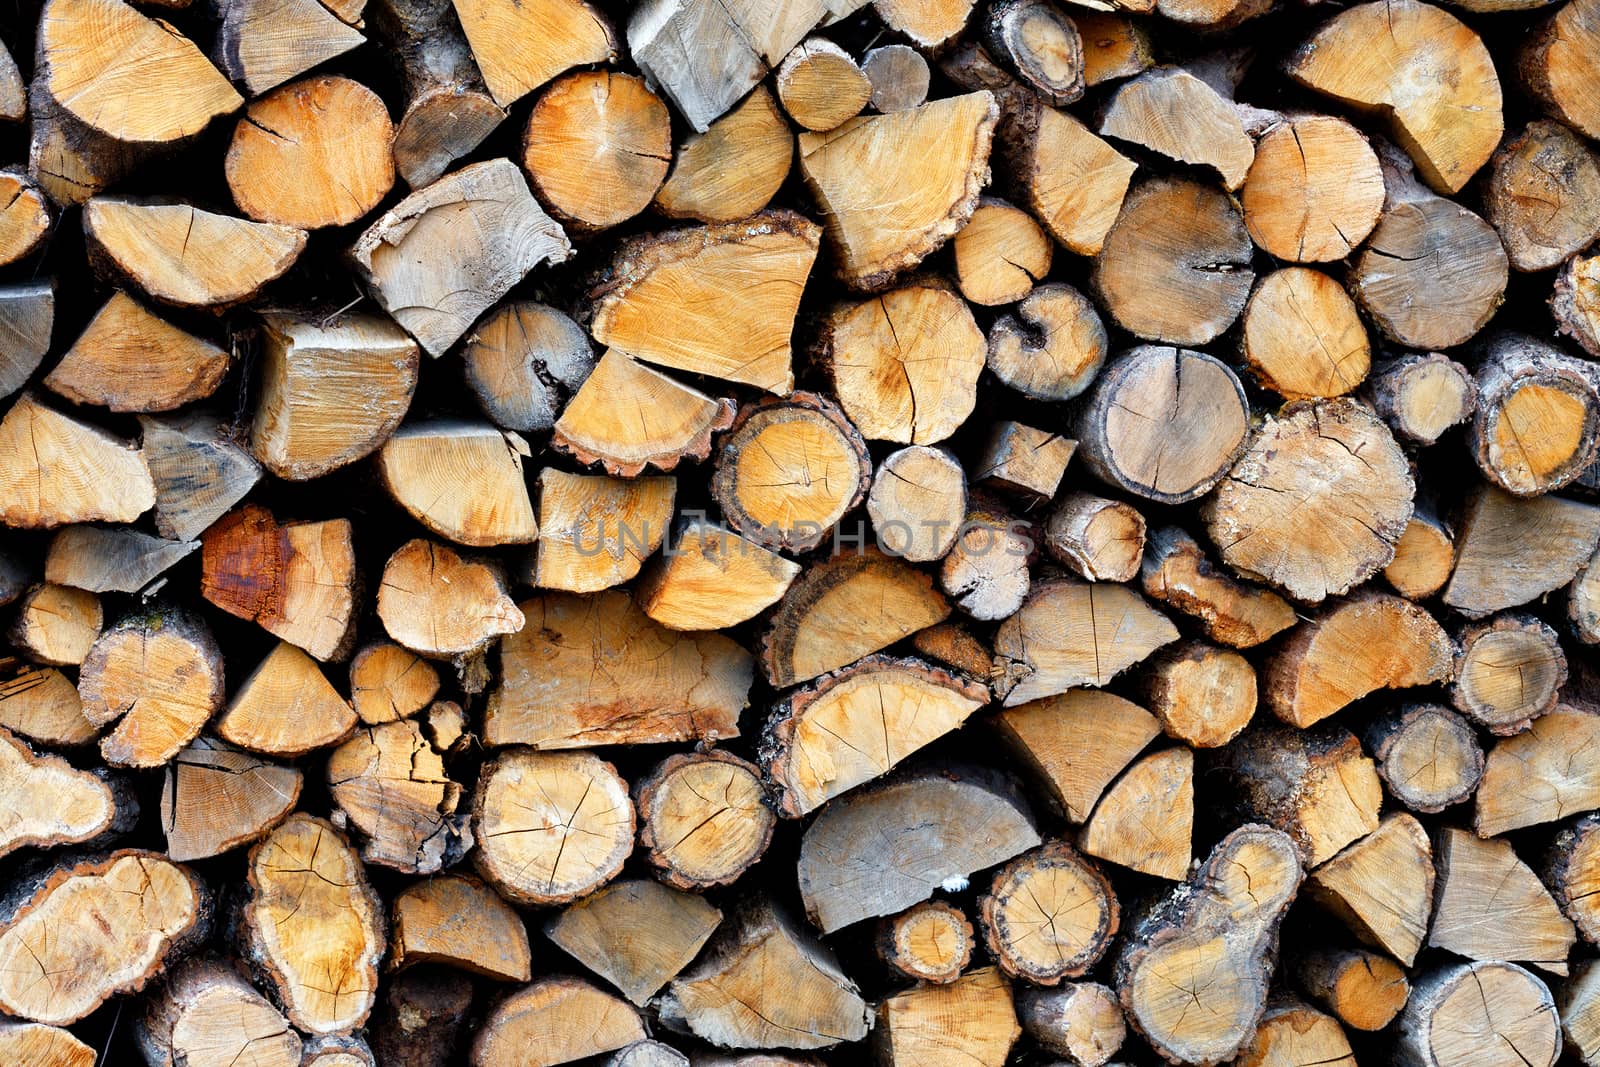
[
  {"left": 42, "top": 524, "right": 191, "bottom": 594},
  {"left": 1367, "top": 705, "right": 1484, "bottom": 814},
  {"left": 1072, "top": 346, "right": 1249, "bottom": 505},
  {"left": 866, "top": 445, "right": 967, "bottom": 562},
  {"left": 0, "top": 851, "right": 207, "bottom": 1025},
  {"left": 531, "top": 470, "right": 675, "bottom": 593},
  {"left": 874, "top": 967, "right": 1019, "bottom": 1067},
  {"left": 452, "top": 0, "right": 616, "bottom": 107},
  {"left": 0, "top": 394, "right": 155, "bottom": 528},
  {"left": 636, "top": 519, "right": 800, "bottom": 631},
  {"left": 986, "top": 283, "right": 1107, "bottom": 403},
  {"left": 554, "top": 350, "right": 734, "bottom": 477},
  {"left": 797, "top": 766, "right": 1041, "bottom": 933},
  {"left": 1452, "top": 613, "right": 1565, "bottom": 734},
  {"left": 214, "top": 0, "right": 364, "bottom": 98},
  {"left": 1239, "top": 268, "right": 1371, "bottom": 400},
  {"left": 377, "top": 421, "right": 536, "bottom": 545},
  {"left": 139, "top": 412, "right": 263, "bottom": 542},
  {"left": 940, "top": 505, "right": 1033, "bottom": 620},
  {"left": 327, "top": 719, "right": 470, "bottom": 874},
  {"left": 487, "top": 589, "right": 751, "bottom": 748},
  {"left": 8, "top": 583, "right": 100, "bottom": 666},
  {"left": 1471, "top": 333, "right": 1600, "bottom": 496},
  {"left": 1396, "top": 961, "right": 1559, "bottom": 1067},
  {"left": 1076, "top": 12, "right": 1150, "bottom": 85},
  {"left": 1574, "top": 546, "right": 1600, "bottom": 644},
  {"left": 219, "top": 641, "right": 356, "bottom": 758},
  {"left": 1100, "top": 69, "right": 1252, "bottom": 191},
  {"left": 1295, "top": 947, "right": 1411, "bottom": 1032},
  {"left": 974, "top": 422, "right": 1075, "bottom": 502},
  {"left": 377, "top": 539, "right": 523, "bottom": 660},
  {"left": 1080, "top": 746, "right": 1193, "bottom": 880},
  {"left": 653, "top": 87, "right": 792, "bottom": 223},
  {"left": 1555, "top": 251, "right": 1600, "bottom": 360},
  {"left": 815, "top": 278, "right": 985, "bottom": 444},
  {"left": 1137, "top": 640, "right": 1256, "bottom": 748},
  {"left": 0, "top": 282, "right": 54, "bottom": 399},
  {"left": 370, "top": 968, "right": 472, "bottom": 1067},
  {"left": 875, "top": 0, "right": 975, "bottom": 47},
  {"left": 993, "top": 579, "right": 1178, "bottom": 704},
  {"left": 0, "top": 726, "right": 132, "bottom": 858},
  {"left": 978, "top": 841, "right": 1119, "bottom": 984},
  {"left": 776, "top": 39, "right": 870, "bottom": 132},
  {"left": 999, "top": 99, "right": 1135, "bottom": 257},
  {"left": 200, "top": 504, "right": 357, "bottom": 661},
  {"left": 1114, "top": 825, "right": 1302, "bottom": 1066},
  {"left": 1429, "top": 828, "right": 1574, "bottom": 975},
  {"left": 1385, "top": 509, "right": 1456, "bottom": 600},
  {"left": 862, "top": 44, "right": 929, "bottom": 112},
  {"left": 1016, "top": 982, "right": 1125, "bottom": 1065},
  {"left": 1548, "top": 814, "right": 1600, "bottom": 943},
  {"left": 472, "top": 976, "right": 644, "bottom": 1066},
  {"left": 876, "top": 901, "right": 974, "bottom": 984},
  {"left": 589, "top": 210, "right": 819, "bottom": 393},
  {"left": 1140, "top": 526, "right": 1295, "bottom": 648},
  {"left": 0, "top": 660, "right": 97, "bottom": 747},
  {"left": 635, "top": 751, "right": 775, "bottom": 889},
  {"left": 545, "top": 878, "right": 721, "bottom": 1004},
  {"left": 1476, "top": 706, "right": 1600, "bottom": 836},
  {"left": 0, "top": 170, "right": 49, "bottom": 267},
  {"left": 0, "top": 1022, "right": 93, "bottom": 1067},
  {"left": 1564, "top": 961, "right": 1600, "bottom": 1066},
  {"left": 1241, "top": 115, "right": 1383, "bottom": 263},
  {"left": 992, "top": 688, "right": 1161, "bottom": 823},
  {"left": 1521, "top": 0, "right": 1600, "bottom": 142},
  {"left": 1203, "top": 398, "right": 1416, "bottom": 603},
  {"left": 1234, "top": 1003, "right": 1355, "bottom": 1067},
  {"left": 45, "top": 292, "right": 227, "bottom": 413},
  {"left": 349, "top": 158, "right": 572, "bottom": 356},
  {"left": 984, "top": 0, "right": 1084, "bottom": 105},
  {"left": 25, "top": 81, "right": 141, "bottom": 207},
  {"left": 1305, "top": 813, "right": 1435, "bottom": 965},
  {"left": 954, "top": 198, "right": 1051, "bottom": 306},
  {"left": 137, "top": 956, "right": 301, "bottom": 1067},
  {"left": 1443, "top": 487, "right": 1600, "bottom": 617},
  {"left": 390, "top": 874, "right": 530, "bottom": 981},
  {"left": 1485, "top": 120, "right": 1600, "bottom": 272},
  {"left": 460, "top": 302, "right": 595, "bottom": 434},
  {"left": 160, "top": 736, "right": 301, "bottom": 861},
  {"left": 79, "top": 607, "right": 224, "bottom": 768}
]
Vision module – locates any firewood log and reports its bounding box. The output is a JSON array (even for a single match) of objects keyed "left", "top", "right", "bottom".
[
  {"left": 1471, "top": 333, "right": 1600, "bottom": 496},
  {"left": 0, "top": 170, "right": 49, "bottom": 267},
  {"left": 874, "top": 967, "right": 1019, "bottom": 1067},
  {"left": 0, "top": 393, "right": 155, "bottom": 527},
  {"left": 1477, "top": 705, "right": 1600, "bottom": 836},
  {"left": 348, "top": 642, "right": 440, "bottom": 727},
  {"left": 797, "top": 765, "right": 1041, "bottom": 933},
  {"left": 1092, "top": 179, "right": 1254, "bottom": 346},
  {"left": 365, "top": 0, "right": 503, "bottom": 189},
  {"left": 941, "top": 504, "right": 1033, "bottom": 620},
  {"left": 1262, "top": 592, "right": 1452, "bottom": 728},
  {"left": 554, "top": 351, "right": 733, "bottom": 478},
  {"left": 1485, "top": 120, "right": 1600, "bottom": 272},
  {"left": 138, "top": 412, "right": 262, "bottom": 542},
  {"left": 1429, "top": 828, "right": 1574, "bottom": 975},
  {"left": 1140, "top": 526, "right": 1296, "bottom": 648},
  {"left": 224, "top": 76, "right": 395, "bottom": 229},
  {"left": 0, "top": 725, "right": 133, "bottom": 857},
  {"left": 984, "top": 0, "right": 1083, "bottom": 105},
  {"left": 327, "top": 719, "right": 469, "bottom": 874},
  {"left": 912, "top": 622, "right": 996, "bottom": 688},
  {"left": 452, "top": 0, "right": 616, "bottom": 108},
  {"left": 83, "top": 197, "right": 306, "bottom": 309},
  {"left": 1075, "top": 11, "right": 1150, "bottom": 85},
  {"left": 993, "top": 578, "right": 1178, "bottom": 705},
  {"left": 974, "top": 422, "right": 1075, "bottom": 502},
  {"left": 1521, "top": 0, "right": 1600, "bottom": 142},
  {"left": 390, "top": 873, "right": 530, "bottom": 981},
  {"left": 863, "top": 445, "right": 966, "bottom": 563},
  {"left": 1575, "top": 545, "right": 1600, "bottom": 644},
  {"left": 25, "top": 80, "right": 142, "bottom": 206},
  {"left": 219, "top": 641, "right": 356, "bottom": 757},
  {"left": 0, "top": 42, "right": 22, "bottom": 122},
  {"left": 760, "top": 547, "right": 950, "bottom": 688},
  {"left": 1241, "top": 115, "right": 1383, "bottom": 263},
  {"left": 214, "top": 0, "right": 365, "bottom": 98},
  {"left": 0, "top": 1022, "right": 94, "bottom": 1067},
  {"left": 1043, "top": 492, "right": 1144, "bottom": 582},
  {"left": 201, "top": 505, "right": 357, "bottom": 661},
  {"left": 300, "top": 1035, "right": 376, "bottom": 1067},
  {"left": 799, "top": 92, "right": 998, "bottom": 291},
  {"left": 610, "top": 1042, "right": 690, "bottom": 1067},
  {"left": 953, "top": 199, "right": 1051, "bottom": 306},
  {"left": 862, "top": 44, "right": 929, "bottom": 113},
  {"left": 1555, "top": 250, "right": 1600, "bottom": 360},
  {"left": 1452, "top": 613, "right": 1566, "bottom": 734},
  {"left": 1017, "top": 982, "right": 1125, "bottom": 1065},
  {"left": 1137, "top": 639, "right": 1256, "bottom": 748},
  {"left": 79, "top": 606, "right": 223, "bottom": 767},
  {"left": 653, "top": 87, "right": 792, "bottom": 223},
  {"left": 977, "top": 841, "right": 1119, "bottom": 984},
  {"left": 350, "top": 158, "right": 571, "bottom": 356},
  {"left": 657, "top": 896, "right": 871, "bottom": 1049},
  {"left": 461, "top": 301, "right": 595, "bottom": 434},
  {"left": 1114, "top": 825, "right": 1302, "bottom": 1066},
  {"left": 0, "top": 850, "right": 208, "bottom": 1024},
  {"left": 370, "top": 967, "right": 471, "bottom": 1067},
  {"left": 137, "top": 956, "right": 301, "bottom": 1067},
  {"left": 1080, "top": 746, "right": 1192, "bottom": 880},
  {"left": 160, "top": 736, "right": 301, "bottom": 861},
  {"left": 472, "top": 975, "right": 645, "bottom": 1066},
  {"left": 0, "top": 281, "right": 53, "bottom": 399},
  {"left": 1234, "top": 1002, "right": 1355, "bottom": 1067},
  {"left": 377, "top": 421, "right": 536, "bottom": 545},
  {"left": 1548, "top": 813, "right": 1600, "bottom": 944},
  {"left": 48, "top": 513, "right": 197, "bottom": 593},
  {"left": 1366, "top": 704, "right": 1484, "bottom": 814},
  {"left": 546, "top": 878, "right": 721, "bottom": 1004},
  {"left": 377, "top": 538, "right": 522, "bottom": 660},
  {"left": 1397, "top": 961, "right": 1559, "bottom": 1067},
  {"left": 589, "top": 210, "right": 819, "bottom": 393},
  {"left": 1239, "top": 267, "right": 1371, "bottom": 400},
  {"left": 1294, "top": 947, "right": 1410, "bottom": 1032},
  {"left": 1564, "top": 961, "right": 1600, "bottom": 1066},
  {"left": 1305, "top": 813, "right": 1434, "bottom": 965},
  {"left": 876, "top": 901, "right": 974, "bottom": 984},
  {"left": 986, "top": 283, "right": 1107, "bottom": 403},
  {"left": 0, "top": 660, "right": 96, "bottom": 747},
  {"left": 44, "top": 292, "right": 226, "bottom": 413},
  {"left": 1203, "top": 398, "right": 1415, "bottom": 603},
  {"left": 532, "top": 470, "right": 675, "bottom": 592},
  {"left": 1000, "top": 99, "right": 1135, "bottom": 255},
  {"left": 1100, "top": 69, "right": 1252, "bottom": 191},
  {"left": 1443, "top": 487, "right": 1600, "bottom": 617},
  {"left": 1073, "top": 346, "right": 1249, "bottom": 504},
  {"left": 636, "top": 520, "right": 799, "bottom": 631},
  {"left": 874, "top": 0, "right": 974, "bottom": 46},
  {"left": 1385, "top": 509, "right": 1456, "bottom": 599},
  {"left": 776, "top": 38, "right": 870, "bottom": 132},
  {"left": 992, "top": 688, "right": 1161, "bottom": 823},
  {"left": 8, "top": 582, "right": 100, "bottom": 666},
  {"left": 635, "top": 750, "right": 775, "bottom": 889}
]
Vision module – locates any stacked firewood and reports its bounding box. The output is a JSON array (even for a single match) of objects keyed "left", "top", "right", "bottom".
[{"left": 4, "top": 0, "right": 1600, "bottom": 1063}]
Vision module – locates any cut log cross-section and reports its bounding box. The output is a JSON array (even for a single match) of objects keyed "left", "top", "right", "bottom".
[
  {"left": 45, "top": 292, "right": 227, "bottom": 414},
  {"left": 553, "top": 349, "right": 734, "bottom": 477},
  {"left": 979, "top": 841, "right": 1119, "bottom": 985},
  {"left": 78, "top": 608, "right": 224, "bottom": 768},
  {"left": 635, "top": 751, "right": 775, "bottom": 890}
]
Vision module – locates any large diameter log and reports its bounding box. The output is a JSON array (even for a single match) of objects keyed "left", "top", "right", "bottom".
[{"left": 1396, "top": 961, "right": 1559, "bottom": 1067}]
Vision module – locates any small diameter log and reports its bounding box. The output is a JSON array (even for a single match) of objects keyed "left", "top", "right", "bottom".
[
  {"left": 377, "top": 422, "right": 537, "bottom": 546},
  {"left": 1080, "top": 747, "right": 1193, "bottom": 881},
  {"left": 0, "top": 851, "right": 207, "bottom": 1025},
  {"left": 1444, "top": 487, "right": 1600, "bottom": 618},
  {"left": 763, "top": 655, "right": 989, "bottom": 817},
  {"left": 1574, "top": 545, "right": 1600, "bottom": 644},
  {"left": 139, "top": 412, "right": 262, "bottom": 542},
  {"left": 1115, "top": 825, "right": 1303, "bottom": 1067},
  {"left": 798, "top": 766, "right": 1041, "bottom": 933},
  {"left": 0, "top": 394, "right": 155, "bottom": 528},
  {"left": 554, "top": 350, "right": 734, "bottom": 477},
  {"left": 79, "top": 607, "right": 224, "bottom": 768},
  {"left": 532, "top": 470, "right": 674, "bottom": 593},
  {"left": 1140, "top": 526, "right": 1296, "bottom": 648},
  {"left": 954, "top": 199, "right": 1051, "bottom": 306},
  {"left": 1241, "top": 115, "right": 1383, "bottom": 263},
  {"left": 371, "top": 967, "right": 471, "bottom": 1067},
  {"left": 1476, "top": 706, "right": 1600, "bottom": 836},
  {"left": 9, "top": 583, "right": 101, "bottom": 666},
  {"left": 1486, "top": 120, "right": 1600, "bottom": 272},
  {"left": 1367, "top": 705, "right": 1484, "bottom": 814},
  {"left": 1203, "top": 398, "right": 1415, "bottom": 603},
  {"left": 473, "top": 747, "right": 634, "bottom": 906},
  {"left": 1385, "top": 510, "right": 1456, "bottom": 600},
  {"left": 975, "top": 422, "right": 1075, "bottom": 502},
  {"left": 1044, "top": 492, "right": 1145, "bottom": 583},
  {"left": 798, "top": 92, "right": 998, "bottom": 291},
  {"left": 1076, "top": 12, "right": 1151, "bottom": 86},
  {"left": 0, "top": 660, "right": 97, "bottom": 747},
  {"left": 472, "top": 977, "right": 644, "bottom": 1067},
  {"left": 1137, "top": 640, "right": 1256, "bottom": 748},
  {"left": 863, "top": 45, "right": 929, "bottom": 112},
  {"left": 874, "top": 967, "right": 1019, "bottom": 1067},
  {"left": 1240, "top": 268, "right": 1371, "bottom": 400},
  {"left": 240, "top": 814, "right": 385, "bottom": 1035},
  {"left": 987, "top": 283, "right": 1107, "bottom": 403},
  {"left": 44, "top": 527, "right": 194, "bottom": 596},
  {"left": 1100, "top": 69, "right": 1252, "bottom": 191},
  {"left": 0, "top": 171, "right": 50, "bottom": 267},
  {"left": 350, "top": 158, "right": 572, "bottom": 357},
  {"left": 1092, "top": 178, "right": 1254, "bottom": 345},
  {"left": 461, "top": 302, "right": 595, "bottom": 434},
  {"left": 993, "top": 579, "right": 1178, "bottom": 705},
  {"left": 978, "top": 841, "right": 1119, "bottom": 985},
  {"left": 327, "top": 720, "right": 470, "bottom": 874},
  {"left": 546, "top": 878, "right": 721, "bottom": 1005},
  {"left": 984, "top": 0, "right": 1084, "bottom": 104},
  {"left": 1549, "top": 814, "right": 1600, "bottom": 943},
  {"left": 1017, "top": 983, "right": 1125, "bottom": 1065},
  {"left": 1522, "top": 0, "right": 1600, "bottom": 138},
  {"left": 1430, "top": 828, "right": 1574, "bottom": 975},
  {"left": 1472, "top": 333, "right": 1600, "bottom": 496},
  {"left": 161, "top": 736, "right": 302, "bottom": 861},
  {"left": 636, "top": 751, "right": 775, "bottom": 890},
  {"left": 0, "top": 282, "right": 54, "bottom": 399},
  {"left": 941, "top": 506, "right": 1034, "bottom": 621},
  {"left": 0, "top": 726, "right": 132, "bottom": 859},
  {"left": 817, "top": 278, "right": 985, "bottom": 446},
  {"left": 378, "top": 539, "right": 523, "bottom": 660},
  {"left": 659, "top": 897, "right": 871, "bottom": 1051},
  {"left": 1554, "top": 251, "right": 1600, "bottom": 359},
  {"left": 391, "top": 874, "right": 531, "bottom": 981},
  {"left": 0, "top": 1022, "right": 94, "bottom": 1067},
  {"left": 215, "top": 0, "right": 364, "bottom": 98},
  {"left": 992, "top": 689, "right": 1161, "bottom": 823},
  {"left": 1000, "top": 99, "right": 1135, "bottom": 256},
  {"left": 1072, "top": 346, "right": 1249, "bottom": 504},
  {"left": 589, "top": 210, "right": 819, "bottom": 393},
  {"left": 636, "top": 520, "right": 800, "bottom": 631},
  {"left": 1235, "top": 1003, "right": 1356, "bottom": 1067},
  {"left": 877, "top": 901, "right": 974, "bottom": 984},
  {"left": 1215, "top": 722, "right": 1383, "bottom": 866},
  {"left": 776, "top": 39, "right": 870, "bottom": 132},
  {"left": 1452, "top": 613, "right": 1566, "bottom": 734},
  {"left": 45, "top": 293, "right": 225, "bottom": 414},
  {"left": 201, "top": 505, "right": 357, "bottom": 661},
  {"left": 137, "top": 957, "right": 301, "bottom": 1067},
  {"left": 1262, "top": 592, "right": 1452, "bottom": 728},
  {"left": 654, "top": 87, "right": 792, "bottom": 223},
  {"left": 1397, "top": 961, "right": 1559, "bottom": 1067},
  {"left": 1295, "top": 947, "right": 1411, "bottom": 1032},
  {"left": 452, "top": 0, "right": 615, "bottom": 108},
  {"left": 866, "top": 445, "right": 967, "bottom": 563}
]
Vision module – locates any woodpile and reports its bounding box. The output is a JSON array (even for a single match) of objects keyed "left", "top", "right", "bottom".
[{"left": 7, "top": 0, "right": 1600, "bottom": 1064}]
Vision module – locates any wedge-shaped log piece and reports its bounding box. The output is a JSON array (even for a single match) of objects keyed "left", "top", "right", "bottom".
[
  {"left": 637, "top": 519, "right": 800, "bottom": 631},
  {"left": 214, "top": 0, "right": 365, "bottom": 97},
  {"left": 0, "top": 725, "right": 130, "bottom": 859},
  {"left": 79, "top": 607, "right": 223, "bottom": 768},
  {"left": 0, "top": 851, "right": 206, "bottom": 1025},
  {"left": 0, "top": 394, "right": 154, "bottom": 528},
  {"left": 589, "top": 210, "right": 819, "bottom": 394},
  {"left": 221, "top": 642, "right": 357, "bottom": 757},
  {"left": 1522, "top": 0, "right": 1600, "bottom": 141},
  {"left": 554, "top": 350, "right": 734, "bottom": 477},
  {"left": 0, "top": 1022, "right": 94, "bottom": 1067},
  {"left": 1397, "top": 961, "right": 1559, "bottom": 1067},
  {"left": 799, "top": 92, "right": 998, "bottom": 291},
  {"left": 453, "top": 0, "right": 616, "bottom": 107},
  {"left": 533, "top": 470, "right": 675, "bottom": 593},
  {"left": 1453, "top": 613, "right": 1565, "bottom": 734},
  {"left": 1140, "top": 526, "right": 1295, "bottom": 648},
  {"left": 1306, "top": 813, "right": 1434, "bottom": 965},
  {"left": 378, "top": 421, "right": 536, "bottom": 546},
  {"left": 1234, "top": 1003, "right": 1356, "bottom": 1067},
  {"left": 654, "top": 86, "right": 792, "bottom": 223},
  {"left": 993, "top": 579, "right": 1178, "bottom": 706},
  {"left": 798, "top": 765, "right": 1040, "bottom": 933},
  {"left": 137, "top": 956, "right": 301, "bottom": 1067},
  {"left": 1430, "top": 829, "right": 1574, "bottom": 974},
  {"left": 488, "top": 590, "right": 751, "bottom": 748},
  {"left": 877, "top": 901, "right": 974, "bottom": 985},
  {"left": 636, "top": 751, "right": 775, "bottom": 890},
  {"left": 0, "top": 171, "right": 50, "bottom": 267},
  {"left": 462, "top": 302, "right": 593, "bottom": 433},
  {"left": 473, "top": 976, "right": 645, "bottom": 1067},
  {"left": 1477, "top": 706, "right": 1600, "bottom": 836},
  {"left": 328, "top": 719, "right": 470, "bottom": 874},
  {"left": 1242, "top": 115, "right": 1383, "bottom": 263},
  {"left": 1001, "top": 101, "right": 1135, "bottom": 256},
  {"left": 0, "top": 282, "right": 54, "bottom": 399},
  {"left": 160, "top": 736, "right": 301, "bottom": 861},
  {"left": 1367, "top": 705, "right": 1483, "bottom": 814},
  {"left": 979, "top": 842, "right": 1119, "bottom": 985},
  {"left": 1443, "top": 487, "right": 1600, "bottom": 617},
  {"left": 1081, "top": 747, "right": 1193, "bottom": 880},
  {"left": 993, "top": 689, "right": 1160, "bottom": 823},
  {"left": 392, "top": 874, "right": 530, "bottom": 981},
  {"left": 876, "top": 967, "right": 1019, "bottom": 1067},
  {"left": 44, "top": 526, "right": 196, "bottom": 595},
  {"left": 546, "top": 878, "right": 721, "bottom": 1005},
  {"left": 1100, "top": 68, "right": 1252, "bottom": 190},
  {"left": 139, "top": 412, "right": 262, "bottom": 542},
  {"left": 0, "top": 661, "right": 96, "bottom": 747},
  {"left": 378, "top": 539, "right": 523, "bottom": 660}
]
